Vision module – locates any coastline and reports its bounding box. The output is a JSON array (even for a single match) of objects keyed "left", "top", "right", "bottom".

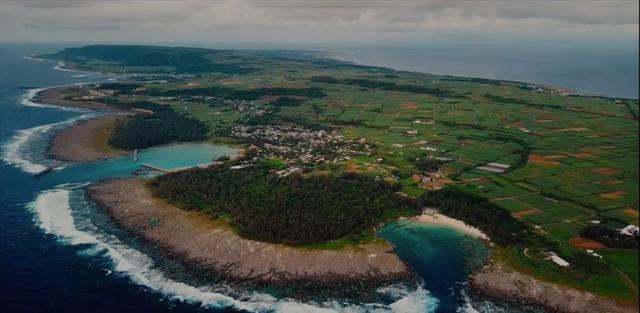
[
  {"left": 470, "top": 262, "right": 637, "bottom": 313},
  {"left": 31, "top": 86, "right": 133, "bottom": 162},
  {"left": 34, "top": 86, "right": 126, "bottom": 113},
  {"left": 407, "top": 212, "right": 637, "bottom": 313},
  {"left": 49, "top": 115, "right": 129, "bottom": 162},
  {"left": 87, "top": 178, "right": 415, "bottom": 296},
  {"left": 408, "top": 213, "right": 490, "bottom": 241}
]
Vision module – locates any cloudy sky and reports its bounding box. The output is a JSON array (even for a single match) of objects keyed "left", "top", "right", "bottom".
[{"left": 1, "top": 0, "right": 638, "bottom": 47}]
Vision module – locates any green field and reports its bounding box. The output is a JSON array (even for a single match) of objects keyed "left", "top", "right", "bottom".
[{"left": 46, "top": 45, "right": 639, "bottom": 302}]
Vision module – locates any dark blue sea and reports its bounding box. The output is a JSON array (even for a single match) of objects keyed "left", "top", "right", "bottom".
[{"left": 0, "top": 43, "right": 543, "bottom": 313}]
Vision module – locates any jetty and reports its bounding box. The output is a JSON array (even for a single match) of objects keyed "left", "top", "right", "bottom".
[
  {"left": 33, "top": 161, "right": 61, "bottom": 177},
  {"left": 141, "top": 162, "right": 217, "bottom": 174}
]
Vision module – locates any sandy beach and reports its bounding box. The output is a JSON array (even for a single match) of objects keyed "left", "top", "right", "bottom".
[
  {"left": 49, "top": 115, "right": 129, "bottom": 162},
  {"left": 88, "top": 178, "right": 414, "bottom": 291},
  {"left": 34, "top": 86, "right": 135, "bottom": 162},
  {"left": 411, "top": 213, "right": 490, "bottom": 240}
]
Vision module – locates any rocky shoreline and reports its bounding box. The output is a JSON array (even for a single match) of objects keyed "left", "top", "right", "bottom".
[
  {"left": 470, "top": 261, "right": 637, "bottom": 313},
  {"left": 35, "top": 86, "right": 636, "bottom": 311},
  {"left": 88, "top": 178, "right": 416, "bottom": 299}
]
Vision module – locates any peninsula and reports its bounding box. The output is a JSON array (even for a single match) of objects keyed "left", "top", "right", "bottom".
[{"left": 35, "top": 45, "right": 639, "bottom": 312}]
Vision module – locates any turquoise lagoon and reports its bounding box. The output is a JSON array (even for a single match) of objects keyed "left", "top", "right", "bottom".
[{"left": 1, "top": 43, "right": 539, "bottom": 313}]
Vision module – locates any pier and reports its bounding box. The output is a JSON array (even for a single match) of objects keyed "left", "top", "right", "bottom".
[{"left": 141, "top": 162, "right": 217, "bottom": 174}]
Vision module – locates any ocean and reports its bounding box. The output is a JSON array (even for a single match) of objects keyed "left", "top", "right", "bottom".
[
  {"left": 0, "top": 43, "right": 545, "bottom": 313},
  {"left": 333, "top": 41, "right": 639, "bottom": 99}
]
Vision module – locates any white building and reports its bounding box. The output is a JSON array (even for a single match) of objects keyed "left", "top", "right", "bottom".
[
  {"left": 619, "top": 225, "right": 639, "bottom": 237},
  {"left": 546, "top": 252, "right": 570, "bottom": 267}
]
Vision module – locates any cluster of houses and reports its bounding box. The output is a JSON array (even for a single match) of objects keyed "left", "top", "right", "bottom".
[{"left": 230, "top": 124, "right": 374, "bottom": 167}]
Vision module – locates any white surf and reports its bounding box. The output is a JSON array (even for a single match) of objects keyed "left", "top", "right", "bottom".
[
  {"left": 29, "top": 187, "right": 440, "bottom": 313},
  {"left": 1, "top": 114, "right": 93, "bottom": 174}
]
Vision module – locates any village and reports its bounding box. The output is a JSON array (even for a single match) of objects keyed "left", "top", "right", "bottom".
[{"left": 230, "top": 124, "right": 375, "bottom": 168}]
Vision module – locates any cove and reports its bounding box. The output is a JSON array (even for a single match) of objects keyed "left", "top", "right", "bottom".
[
  {"left": 378, "top": 221, "right": 491, "bottom": 313},
  {"left": 41, "top": 142, "right": 238, "bottom": 186}
]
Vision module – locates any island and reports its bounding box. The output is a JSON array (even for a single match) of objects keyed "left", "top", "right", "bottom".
[{"left": 34, "top": 45, "right": 639, "bottom": 312}]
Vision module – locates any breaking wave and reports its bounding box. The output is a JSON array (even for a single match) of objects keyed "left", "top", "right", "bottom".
[
  {"left": 28, "top": 187, "right": 440, "bottom": 313},
  {"left": 53, "top": 61, "right": 81, "bottom": 72},
  {"left": 20, "top": 86, "right": 88, "bottom": 112},
  {"left": 24, "top": 55, "right": 48, "bottom": 62},
  {"left": 1, "top": 114, "right": 93, "bottom": 174}
]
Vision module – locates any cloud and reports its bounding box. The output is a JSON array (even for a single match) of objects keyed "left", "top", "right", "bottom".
[{"left": 0, "top": 0, "right": 637, "bottom": 44}]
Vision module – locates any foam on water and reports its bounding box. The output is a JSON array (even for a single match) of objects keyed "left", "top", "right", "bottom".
[
  {"left": 53, "top": 61, "right": 81, "bottom": 72},
  {"left": 23, "top": 55, "right": 49, "bottom": 62},
  {"left": 1, "top": 114, "right": 93, "bottom": 174},
  {"left": 20, "top": 87, "right": 88, "bottom": 112},
  {"left": 28, "top": 187, "right": 440, "bottom": 313},
  {"left": 21, "top": 88, "right": 50, "bottom": 109}
]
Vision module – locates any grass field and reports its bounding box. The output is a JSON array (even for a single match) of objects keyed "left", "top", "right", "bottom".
[{"left": 51, "top": 45, "right": 639, "bottom": 302}]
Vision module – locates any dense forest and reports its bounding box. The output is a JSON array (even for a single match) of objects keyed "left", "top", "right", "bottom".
[
  {"left": 96, "top": 83, "right": 143, "bottom": 95},
  {"left": 41, "top": 45, "right": 256, "bottom": 74},
  {"left": 105, "top": 100, "right": 208, "bottom": 150},
  {"left": 150, "top": 86, "right": 326, "bottom": 101},
  {"left": 417, "top": 188, "right": 547, "bottom": 246},
  {"left": 417, "top": 188, "right": 614, "bottom": 275},
  {"left": 148, "top": 165, "right": 418, "bottom": 245},
  {"left": 311, "top": 76, "right": 455, "bottom": 97},
  {"left": 581, "top": 225, "right": 639, "bottom": 249},
  {"left": 411, "top": 157, "right": 444, "bottom": 172}
]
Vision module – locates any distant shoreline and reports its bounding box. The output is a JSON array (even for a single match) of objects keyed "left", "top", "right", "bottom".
[{"left": 329, "top": 49, "right": 639, "bottom": 100}]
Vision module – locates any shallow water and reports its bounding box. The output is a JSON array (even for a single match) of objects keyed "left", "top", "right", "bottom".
[{"left": 1, "top": 43, "right": 538, "bottom": 312}]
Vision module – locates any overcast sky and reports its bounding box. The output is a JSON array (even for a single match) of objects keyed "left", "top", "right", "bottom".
[{"left": 1, "top": 1, "right": 638, "bottom": 47}]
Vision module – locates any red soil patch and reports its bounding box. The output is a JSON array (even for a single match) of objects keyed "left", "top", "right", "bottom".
[
  {"left": 598, "top": 179, "right": 623, "bottom": 186},
  {"left": 622, "top": 208, "right": 639, "bottom": 218},
  {"left": 591, "top": 167, "right": 621, "bottom": 176},
  {"left": 528, "top": 154, "right": 561, "bottom": 166},
  {"left": 551, "top": 127, "right": 590, "bottom": 132},
  {"left": 507, "top": 121, "right": 527, "bottom": 129},
  {"left": 599, "top": 190, "right": 626, "bottom": 199},
  {"left": 571, "top": 153, "right": 593, "bottom": 159},
  {"left": 260, "top": 95, "right": 278, "bottom": 102},
  {"left": 344, "top": 162, "right": 361, "bottom": 173},
  {"left": 401, "top": 102, "right": 418, "bottom": 110},
  {"left": 514, "top": 208, "right": 541, "bottom": 218},
  {"left": 569, "top": 237, "right": 606, "bottom": 249},
  {"left": 457, "top": 159, "right": 475, "bottom": 165}
]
